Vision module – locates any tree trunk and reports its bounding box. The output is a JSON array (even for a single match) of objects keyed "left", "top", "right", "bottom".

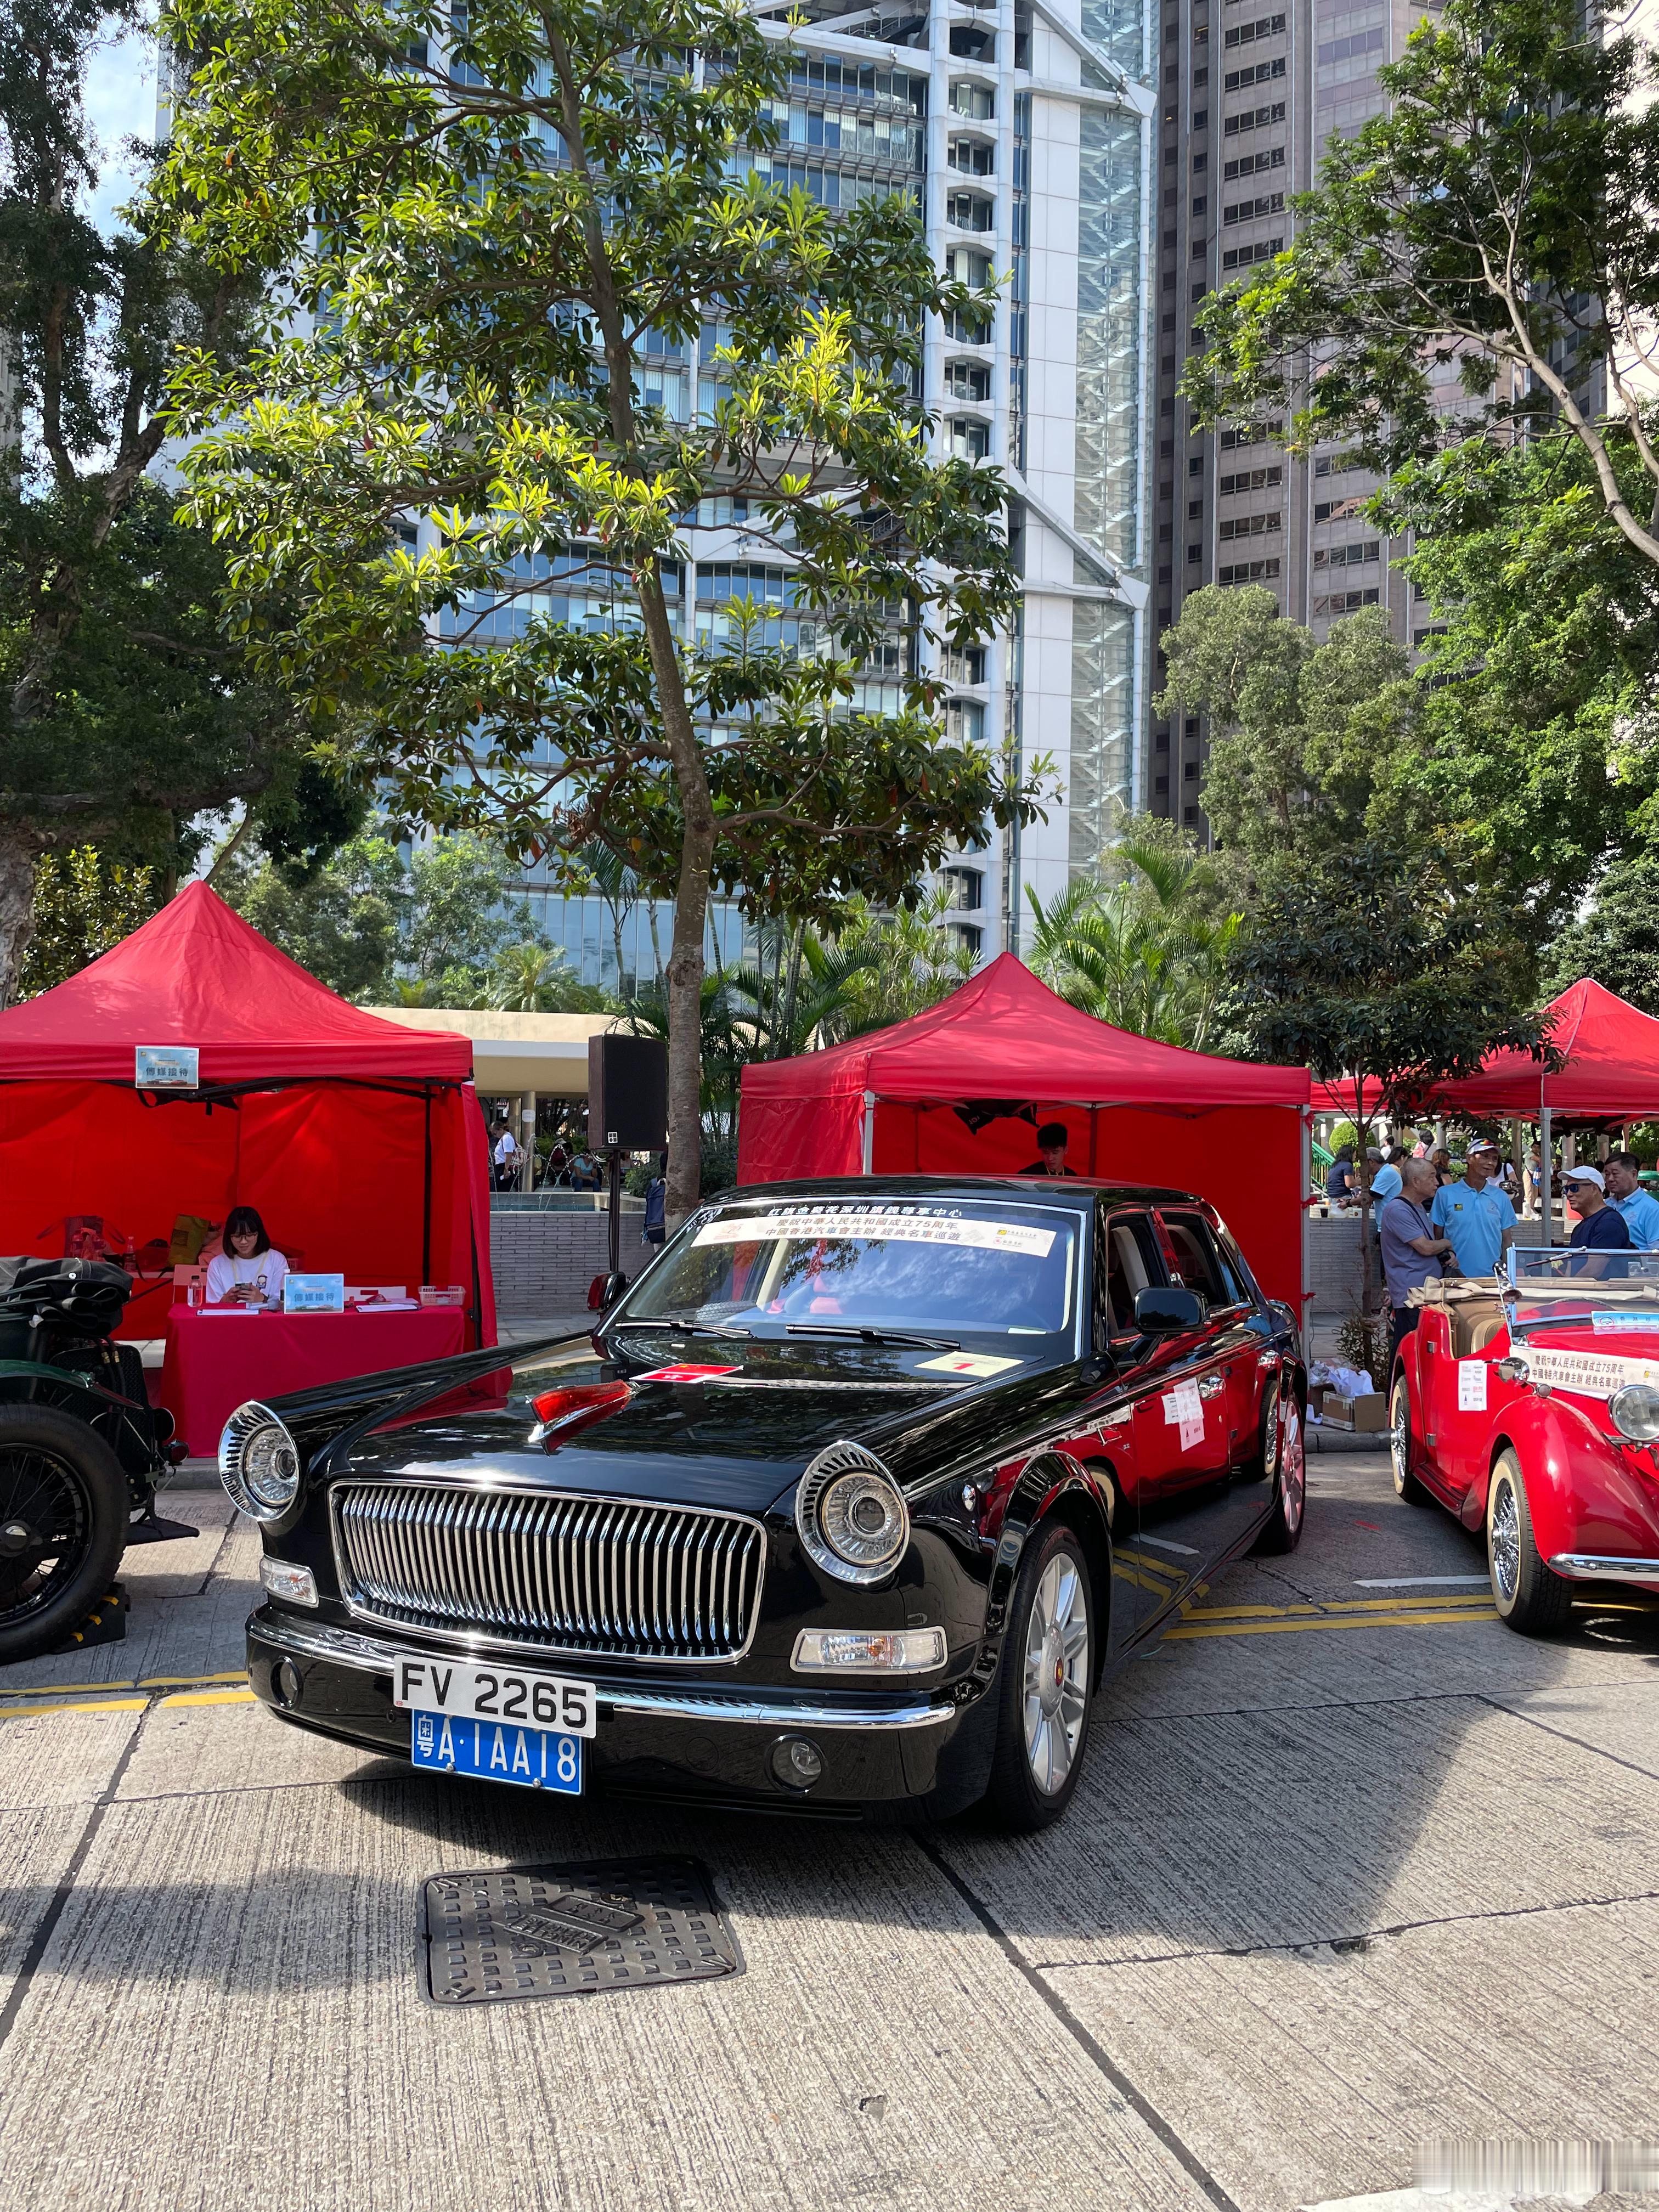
[
  {"left": 0, "top": 833, "right": 39, "bottom": 1009},
  {"left": 545, "top": 24, "right": 712, "bottom": 1224}
]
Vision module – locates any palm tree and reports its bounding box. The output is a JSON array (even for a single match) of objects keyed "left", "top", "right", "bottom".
[
  {"left": 1025, "top": 835, "right": 1240, "bottom": 1051},
  {"left": 487, "top": 941, "right": 576, "bottom": 1013}
]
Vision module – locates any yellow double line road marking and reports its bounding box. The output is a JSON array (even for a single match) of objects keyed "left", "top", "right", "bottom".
[
  {"left": 0, "top": 1670, "right": 255, "bottom": 1722},
  {"left": 1169, "top": 1592, "right": 1497, "bottom": 1639}
]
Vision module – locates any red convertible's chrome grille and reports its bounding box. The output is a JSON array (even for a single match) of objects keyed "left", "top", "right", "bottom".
[{"left": 330, "top": 1482, "right": 765, "bottom": 1662}]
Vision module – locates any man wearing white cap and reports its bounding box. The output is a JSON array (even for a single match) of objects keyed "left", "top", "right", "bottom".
[
  {"left": 1564, "top": 1165, "right": 1633, "bottom": 1277},
  {"left": 1429, "top": 1139, "right": 1516, "bottom": 1280}
]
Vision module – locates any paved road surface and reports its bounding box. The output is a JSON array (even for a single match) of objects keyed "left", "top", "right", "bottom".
[{"left": 2, "top": 1454, "right": 1657, "bottom": 2212}]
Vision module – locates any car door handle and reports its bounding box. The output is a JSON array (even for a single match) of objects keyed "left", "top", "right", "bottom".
[{"left": 1198, "top": 1374, "right": 1226, "bottom": 1400}]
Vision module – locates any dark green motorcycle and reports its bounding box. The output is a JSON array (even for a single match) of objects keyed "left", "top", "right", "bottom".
[{"left": 0, "top": 1257, "right": 187, "bottom": 1663}]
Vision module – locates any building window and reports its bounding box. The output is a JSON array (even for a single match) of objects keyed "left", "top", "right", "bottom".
[
  {"left": 948, "top": 80, "right": 995, "bottom": 119},
  {"left": 1218, "top": 557, "right": 1280, "bottom": 582},
  {"left": 945, "top": 359, "right": 992, "bottom": 401},
  {"left": 940, "top": 865, "right": 984, "bottom": 912},
  {"left": 945, "top": 696, "right": 986, "bottom": 743},
  {"left": 1312, "top": 538, "right": 1381, "bottom": 567}
]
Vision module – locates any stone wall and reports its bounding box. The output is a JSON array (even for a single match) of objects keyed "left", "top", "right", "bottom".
[
  {"left": 489, "top": 1210, "right": 652, "bottom": 1317},
  {"left": 1308, "top": 1214, "right": 1379, "bottom": 1317}
]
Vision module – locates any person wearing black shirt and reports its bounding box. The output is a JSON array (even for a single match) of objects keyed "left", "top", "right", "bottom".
[
  {"left": 1020, "top": 1121, "right": 1078, "bottom": 1176},
  {"left": 1564, "top": 1166, "right": 1633, "bottom": 1278}
]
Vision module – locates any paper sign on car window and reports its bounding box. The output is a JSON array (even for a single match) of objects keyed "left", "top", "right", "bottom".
[
  {"left": 917, "top": 1351, "right": 1023, "bottom": 1379},
  {"left": 695, "top": 1211, "right": 1057, "bottom": 1259},
  {"left": 1591, "top": 1311, "right": 1659, "bottom": 1334},
  {"left": 1163, "top": 1379, "right": 1204, "bottom": 1449},
  {"left": 1457, "top": 1359, "right": 1488, "bottom": 1412}
]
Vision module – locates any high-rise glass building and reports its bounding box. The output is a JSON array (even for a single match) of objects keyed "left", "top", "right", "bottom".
[{"left": 506, "top": 0, "right": 1160, "bottom": 984}]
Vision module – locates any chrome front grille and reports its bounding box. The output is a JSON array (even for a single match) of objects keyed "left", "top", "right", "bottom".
[{"left": 329, "top": 1481, "right": 765, "bottom": 1663}]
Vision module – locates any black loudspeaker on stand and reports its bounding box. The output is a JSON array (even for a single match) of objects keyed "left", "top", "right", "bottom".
[{"left": 588, "top": 1035, "right": 669, "bottom": 1308}]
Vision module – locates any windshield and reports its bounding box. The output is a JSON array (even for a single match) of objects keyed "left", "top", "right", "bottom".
[
  {"left": 1508, "top": 1244, "right": 1659, "bottom": 1332},
  {"left": 618, "top": 1198, "right": 1079, "bottom": 1343}
]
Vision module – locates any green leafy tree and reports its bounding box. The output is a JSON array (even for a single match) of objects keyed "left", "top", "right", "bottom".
[
  {"left": 488, "top": 941, "right": 612, "bottom": 1013},
  {"left": 18, "top": 847, "right": 160, "bottom": 996},
  {"left": 819, "top": 891, "right": 977, "bottom": 1040},
  {"left": 155, "top": 0, "right": 1037, "bottom": 1217},
  {"left": 1025, "top": 825, "right": 1242, "bottom": 1051},
  {"left": 1542, "top": 849, "right": 1659, "bottom": 1012},
  {"left": 218, "top": 830, "right": 407, "bottom": 1000},
  {"left": 1154, "top": 588, "right": 1422, "bottom": 865},
  {"left": 1227, "top": 838, "right": 1549, "bottom": 1308},
  {"left": 0, "top": 0, "right": 331, "bottom": 1003},
  {"left": 1183, "top": 0, "right": 1659, "bottom": 569},
  {"left": 1374, "top": 437, "right": 1659, "bottom": 930}
]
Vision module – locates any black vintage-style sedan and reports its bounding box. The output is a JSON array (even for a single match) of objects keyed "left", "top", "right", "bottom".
[{"left": 230, "top": 1179, "right": 1306, "bottom": 1830}]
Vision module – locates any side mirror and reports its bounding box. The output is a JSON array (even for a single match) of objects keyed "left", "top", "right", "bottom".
[
  {"left": 586, "top": 1270, "right": 628, "bottom": 1313},
  {"left": 1133, "top": 1285, "right": 1209, "bottom": 1333}
]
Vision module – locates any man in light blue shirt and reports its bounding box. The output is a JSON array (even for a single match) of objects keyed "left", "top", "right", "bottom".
[
  {"left": 1430, "top": 1139, "right": 1516, "bottom": 1279},
  {"left": 1605, "top": 1152, "right": 1659, "bottom": 1249}
]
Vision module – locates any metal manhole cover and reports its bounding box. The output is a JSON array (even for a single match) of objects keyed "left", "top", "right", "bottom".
[{"left": 416, "top": 1855, "right": 743, "bottom": 2005}]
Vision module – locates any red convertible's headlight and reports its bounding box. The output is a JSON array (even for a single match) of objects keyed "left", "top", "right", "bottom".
[
  {"left": 1610, "top": 1382, "right": 1659, "bottom": 1442},
  {"left": 529, "top": 1381, "right": 631, "bottom": 1443}
]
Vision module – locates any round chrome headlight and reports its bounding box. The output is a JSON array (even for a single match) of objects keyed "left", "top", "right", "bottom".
[
  {"left": 1610, "top": 1382, "right": 1659, "bottom": 1442},
  {"left": 219, "top": 1400, "right": 302, "bottom": 1521},
  {"left": 796, "top": 1441, "right": 910, "bottom": 1585}
]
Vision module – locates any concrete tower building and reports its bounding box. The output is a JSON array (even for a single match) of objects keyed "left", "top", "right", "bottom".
[{"left": 1147, "top": 0, "right": 1447, "bottom": 832}]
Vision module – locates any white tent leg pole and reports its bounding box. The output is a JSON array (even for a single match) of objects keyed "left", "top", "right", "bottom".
[
  {"left": 1541, "top": 1104, "right": 1553, "bottom": 1245},
  {"left": 861, "top": 1091, "right": 876, "bottom": 1175}
]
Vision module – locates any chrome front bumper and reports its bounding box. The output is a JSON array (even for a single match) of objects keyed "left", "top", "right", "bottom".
[
  {"left": 251, "top": 1611, "right": 960, "bottom": 1731},
  {"left": 1549, "top": 1554, "right": 1659, "bottom": 1583}
]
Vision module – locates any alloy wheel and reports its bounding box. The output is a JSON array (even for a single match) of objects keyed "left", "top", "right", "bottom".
[
  {"left": 1022, "top": 1554, "right": 1090, "bottom": 1795},
  {"left": 1279, "top": 1396, "right": 1306, "bottom": 1537}
]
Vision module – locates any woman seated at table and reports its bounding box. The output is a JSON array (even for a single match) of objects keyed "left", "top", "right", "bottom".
[{"left": 205, "top": 1206, "right": 289, "bottom": 1307}]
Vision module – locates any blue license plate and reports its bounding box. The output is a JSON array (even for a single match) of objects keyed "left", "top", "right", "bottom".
[{"left": 409, "top": 1708, "right": 583, "bottom": 1795}]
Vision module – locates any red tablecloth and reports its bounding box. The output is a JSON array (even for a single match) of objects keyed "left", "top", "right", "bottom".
[{"left": 159, "top": 1303, "right": 469, "bottom": 1457}]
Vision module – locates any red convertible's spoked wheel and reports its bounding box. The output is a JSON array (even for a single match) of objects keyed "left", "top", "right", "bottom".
[
  {"left": 1486, "top": 1449, "right": 1573, "bottom": 1637},
  {"left": 1252, "top": 1387, "right": 1306, "bottom": 1555},
  {"left": 0, "top": 1407, "right": 128, "bottom": 1664}
]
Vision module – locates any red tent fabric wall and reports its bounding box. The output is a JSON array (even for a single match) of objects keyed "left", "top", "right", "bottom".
[
  {"left": 738, "top": 955, "right": 1311, "bottom": 1311},
  {"left": 0, "top": 884, "right": 496, "bottom": 1347}
]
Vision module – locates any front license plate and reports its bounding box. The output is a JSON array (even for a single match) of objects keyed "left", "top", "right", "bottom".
[
  {"left": 409, "top": 1709, "right": 583, "bottom": 1795},
  {"left": 392, "top": 1655, "right": 595, "bottom": 1738}
]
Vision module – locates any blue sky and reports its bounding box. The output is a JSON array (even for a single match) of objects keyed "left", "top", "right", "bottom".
[{"left": 82, "top": 18, "right": 156, "bottom": 235}]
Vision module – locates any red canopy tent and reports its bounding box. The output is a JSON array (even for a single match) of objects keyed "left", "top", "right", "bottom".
[
  {"left": 1310, "top": 982, "right": 1659, "bottom": 1125},
  {"left": 1437, "top": 979, "right": 1659, "bottom": 1120},
  {"left": 737, "top": 952, "right": 1312, "bottom": 1310},
  {"left": 0, "top": 882, "right": 496, "bottom": 1345}
]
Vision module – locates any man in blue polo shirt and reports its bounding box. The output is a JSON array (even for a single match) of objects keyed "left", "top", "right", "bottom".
[
  {"left": 1604, "top": 1151, "right": 1659, "bottom": 1249},
  {"left": 1429, "top": 1138, "right": 1516, "bottom": 1280}
]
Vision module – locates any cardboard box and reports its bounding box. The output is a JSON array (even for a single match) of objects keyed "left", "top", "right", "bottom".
[{"left": 1323, "top": 1391, "right": 1387, "bottom": 1433}]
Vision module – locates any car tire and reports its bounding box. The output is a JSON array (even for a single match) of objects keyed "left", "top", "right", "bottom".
[
  {"left": 1390, "top": 1373, "right": 1431, "bottom": 1506},
  {"left": 1251, "top": 1386, "right": 1306, "bottom": 1555},
  {"left": 984, "top": 1522, "right": 1095, "bottom": 1833},
  {"left": 0, "top": 1404, "right": 128, "bottom": 1664},
  {"left": 1486, "top": 1449, "right": 1572, "bottom": 1636}
]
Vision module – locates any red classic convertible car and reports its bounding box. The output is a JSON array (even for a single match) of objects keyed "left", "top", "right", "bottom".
[{"left": 1390, "top": 1250, "right": 1659, "bottom": 1632}]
